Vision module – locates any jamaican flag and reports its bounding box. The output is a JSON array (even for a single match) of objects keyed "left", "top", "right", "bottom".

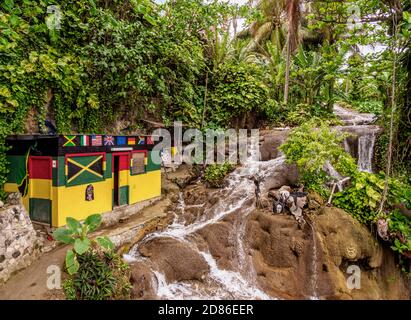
[{"left": 16, "top": 143, "right": 36, "bottom": 197}]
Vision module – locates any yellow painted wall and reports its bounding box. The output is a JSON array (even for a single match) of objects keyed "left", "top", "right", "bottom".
[
  {"left": 129, "top": 170, "right": 161, "bottom": 204},
  {"left": 55, "top": 178, "right": 114, "bottom": 227},
  {"left": 29, "top": 179, "right": 51, "bottom": 199},
  {"left": 6, "top": 168, "right": 161, "bottom": 228},
  {"left": 119, "top": 170, "right": 128, "bottom": 188},
  {"left": 4, "top": 183, "right": 18, "bottom": 193}
]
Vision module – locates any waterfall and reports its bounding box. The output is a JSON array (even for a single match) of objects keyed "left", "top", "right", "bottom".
[
  {"left": 358, "top": 132, "right": 375, "bottom": 173},
  {"left": 128, "top": 139, "right": 287, "bottom": 300},
  {"left": 307, "top": 222, "right": 319, "bottom": 300}
]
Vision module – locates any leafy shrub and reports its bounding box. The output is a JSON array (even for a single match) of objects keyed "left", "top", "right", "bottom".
[
  {"left": 279, "top": 120, "right": 357, "bottom": 195},
  {"left": 54, "top": 214, "right": 131, "bottom": 300},
  {"left": 284, "top": 104, "right": 338, "bottom": 126},
  {"left": 389, "top": 210, "right": 411, "bottom": 240},
  {"left": 333, "top": 172, "right": 385, "bottom": 224},
  {"left": 333, "top": 173, "right": 411, "bottom": 225},
  {"left": 204, "top": 162, "right": 234, "bottom": 188},
  {"left": 63, "top": 247, "right": 131, "bottom": 300},
  {"left": 210, "top": 61, "right": 271, "bottom": 127}
]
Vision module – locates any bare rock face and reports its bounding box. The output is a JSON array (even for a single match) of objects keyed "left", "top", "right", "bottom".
[
  {"left": 245, "top": 210, "right": 328, "bottom": 299},
  {"left": 138, "top": 237, "right": 209, "bottom": 283},
  {"left": 313, "top": 206, "right": 411, "bottom": 300},
  {"left": 194, "top": 218, "right": 237, "bottom": 271},
  {"left": 261, "top": 163, "right": 299, "bottom": 192},
  {"left": 130, "top": 261, "right": 157, "bottom": 300},
  {"left": 260, "top": 130, "right": 290, "bottom": 161},
  {"left": 245, "top": 205, "right": 411, "bottom": 300}
]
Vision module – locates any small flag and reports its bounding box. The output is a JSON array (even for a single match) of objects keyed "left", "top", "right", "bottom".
[
  {"left": 128, "top": 137, "right": 136, "bottom": 145},
  {"left": 117, "top": 136, "right": 126, "bottom": 145},
  {"left": 80, "top": 135, "right": 89, "bottom": 146},
  {"left": 104, "top": 135, "right": 114, "bottom": 146},
  {"left": 63, "top": 135, "right": 76, "bottom": 147},
  {"left": 91, "top": 135, "right": 102, "bottom": 146},
  {"left": 138, "top": 136, "right": 145, "bottom": 145},
  {"left": 147, "top": 136, "right": 154, "bottom": 145}
]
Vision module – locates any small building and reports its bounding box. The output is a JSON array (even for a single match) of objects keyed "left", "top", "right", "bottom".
[{"left": 4, "top": 134, "right": 162, "bottom": 227}]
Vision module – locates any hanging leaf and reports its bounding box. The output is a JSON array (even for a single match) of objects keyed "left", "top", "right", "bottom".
[
  {"left": 66, "top": 217, "right": 82, "bottom": 234},
  {"left": 74, "top": 238, "right": 90, "bottom": 255},
  {"left": 96, "top": 236, "right": 114, "bottom": 250},
  {"left": 84, "top": 214, "right": 102, "bottom": 232},
  {"left": 53, "top": 228, "right": 75, "bottom": 244},
  {"left": 65, "top": 249, "right": 79, "bottom": 275}
]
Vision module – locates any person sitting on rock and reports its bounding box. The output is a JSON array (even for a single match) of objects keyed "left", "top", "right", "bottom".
[
  {"left": 271, "top": 186, "right": 291, "bottom": 214},
  {"left": 286, "top": 191, "right": 308, "bottom": 228},
  {"left": 273, "top": 200, "right": 285, "bottom": 214}
]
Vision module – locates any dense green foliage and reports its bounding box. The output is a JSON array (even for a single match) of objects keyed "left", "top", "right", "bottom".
[
  {"left": 63, "top": 248, "right": 131, "bottom": 300},
  {"left": 1, "top": 0, "right": 410, "bottom": 197},
  {"left": 54, "top": 214, "right": 131, "bottom": 300},
  {"left": 279, "top": 121, "right": 357, "bottom": 196},
  {"left": 209, "top": 61, "right": 273, "bottom": 127},
  {"left": 281, "top": 120, "right": 411, "bottom": 269},
  {"left": 204, "top": 162, "right": 234, "bottom": 188}
]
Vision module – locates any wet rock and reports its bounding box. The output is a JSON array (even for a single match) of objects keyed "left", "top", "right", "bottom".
[
  {"left": 260, "top": 131, "right": 290, "bottom": 161},
  {"left": 130, "top": 262, "right": 157, "bottom": 300},
  {"left": 167, "top": 164, "right": 199, "bottom": 188},
  {"left": 194, "top": 221, "right": 237, "bottom": 271},
  {"left": 246, "top": 210, "right": 317, "bottom": 299},
  {"left": 139, "top": 237, "right": 209, "bottom": 283},
  {"left": 308, "top": 192, "right": 324, "bottom": 211},
  {"left": 262, "top": 163, "right": 299, "bottom": 192}
]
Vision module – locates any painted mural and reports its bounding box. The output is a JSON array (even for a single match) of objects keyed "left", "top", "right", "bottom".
[{"left": 4, "top": 134, "right": 161, "bottom": 227}]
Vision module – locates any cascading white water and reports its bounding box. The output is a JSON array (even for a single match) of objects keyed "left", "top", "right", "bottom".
[
  {"left": 308, "top": 222, "right": 319, "bottom": 300},
  {"left": 128, "top": 140, "right": 287, "bottom": 300},
  {"left": 333, "top": 105, "right": 376, "bottom": 126},
  {"left": 334, "top": 105, "right": 379, "bottom": 174},
  {"left": 358, "top": 132, "right": 375, "bottom": 173}
]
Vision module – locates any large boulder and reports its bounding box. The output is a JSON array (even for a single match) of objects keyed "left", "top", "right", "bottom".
[
  {"left": 313, "top": 206, "right": 411, "bottom": 300},
  {"left": 261, "top": 162, "right": 299, "bottom": 193},
  {"left": 260, "top": 130, "right": 290, "bottom": 161},
  {"left": 130, "top": 261, "right": 157, "bottom": 300},
  {"left": 245, "top": 205, "right": 411, "bottom": 300},
  {"left": 138, "top": 237, "right": 209, "bottom": 283},
  {"left": 245, "top": 210, "right": 325, "bottom": 299}
]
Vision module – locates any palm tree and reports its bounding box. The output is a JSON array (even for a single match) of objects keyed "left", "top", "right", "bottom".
[
  {"left": 283, "top": 0, "right": 300, "bottom": 104},
  {"left": 236, "top": 0, "right": 302, "bottom": 104}
]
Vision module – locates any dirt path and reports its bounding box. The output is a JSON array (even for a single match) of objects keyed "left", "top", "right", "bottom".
[{"left": 0, "top": 196, "right": 172, "bottom": 300}]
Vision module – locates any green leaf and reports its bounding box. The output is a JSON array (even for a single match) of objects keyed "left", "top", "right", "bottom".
[
  {"left": 66, "top": 217, "right": 82, "bottom": 234},
  {"left": 53, "top": 228, "right": 74, "bottom": 244},
  {"left": 2, "top": 0, "right": 14, "bottom": 11},
  {"left": 96, "top": 236, "right": 115, "bottom": 250},
  {"left": 74, "top": 238, "right": 90, "bottom": 255},
  {"left": 65, "top": 249, "right": 79, "bottom": 275},
  {"left": 84, "top": 214, "right": 102, "bottom": 232}
]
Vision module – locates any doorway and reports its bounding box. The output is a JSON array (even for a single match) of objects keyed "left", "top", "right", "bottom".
[
  {"left": 113, "top": 155, "right": 120, "bottom": 207},
  {"left": 112, "top": 153, "right": 129, "bottom": 208},
  {"left": 28, "top": 156, "right": 52, "bottom": 225}
]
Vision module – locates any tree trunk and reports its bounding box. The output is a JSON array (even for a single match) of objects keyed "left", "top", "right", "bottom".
[{"left": 284, "top": 37, "right": 291, "bottom": 105}]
